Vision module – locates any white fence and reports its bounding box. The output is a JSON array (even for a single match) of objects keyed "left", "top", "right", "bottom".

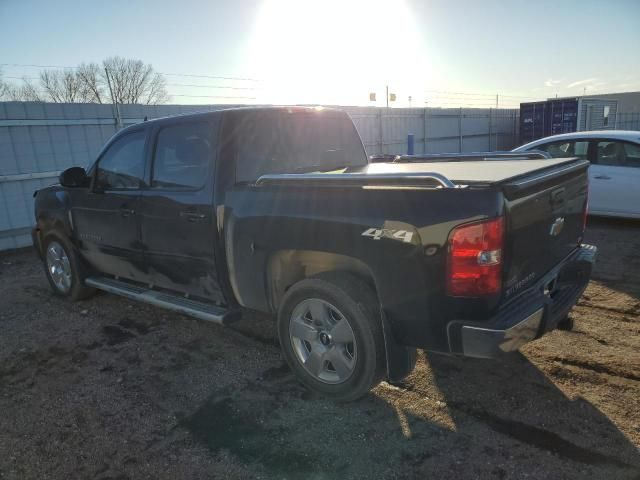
[{"left": 0, "top": 102, "right": 519, "bottom": 250}]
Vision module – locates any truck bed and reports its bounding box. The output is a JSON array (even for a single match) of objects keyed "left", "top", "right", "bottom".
[{"left": 363, "top": 158, "right": 580, "bottom": 185}]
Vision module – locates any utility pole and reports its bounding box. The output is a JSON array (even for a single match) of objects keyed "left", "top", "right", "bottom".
[
  {"left": 495, "top": 94, "right": 499, "bottom": 150},
  {"left": 386, "top": 85, "right": 389, "bottom": 108},
  {"left": 104, "top": 67, "right": 122, "bottom": 130}
]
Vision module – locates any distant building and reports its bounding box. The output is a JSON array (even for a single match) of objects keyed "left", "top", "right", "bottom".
[{"left": 519, "top": 91, "right": 640, "bottom": 144}]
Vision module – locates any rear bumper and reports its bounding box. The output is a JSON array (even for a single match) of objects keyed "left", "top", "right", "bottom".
[{"left": 447, "top": 243, "right": 596, "bottom": 358}]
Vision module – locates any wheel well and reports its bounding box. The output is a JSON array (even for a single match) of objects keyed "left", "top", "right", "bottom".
[{"left": 266, "top": 250, "right": 376, "bottom": 312}]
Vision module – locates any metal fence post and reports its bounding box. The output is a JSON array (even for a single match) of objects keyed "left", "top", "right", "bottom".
[
  {"left": 488, "top": 108, "right": 492, "bottom": 150},
  {"left": 423, "top": 107, "right": 428, "bottom": 154},
  {"left": 458, "top": 107, "right": 463, "bottom": 153},
  {"left": 378, "top": 108, "right": 384, "bottom": 154},
  {"left": 407, "top": 134, "right": 414, "bottom": 155},
  {"left": 495, "top": 110, "right": 499, "bottom": 150}
]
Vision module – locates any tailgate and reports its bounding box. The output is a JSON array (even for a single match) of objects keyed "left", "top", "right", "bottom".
[{"left": 501, "top": 159, "right": 589, "bottom": 299}]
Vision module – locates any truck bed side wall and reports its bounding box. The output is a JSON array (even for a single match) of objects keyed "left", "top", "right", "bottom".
[{"left": 221, "top": 185, "right": 503, "bottom": 352}]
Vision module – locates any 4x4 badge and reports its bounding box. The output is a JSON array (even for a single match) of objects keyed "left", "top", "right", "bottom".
[{"left": 362, "top": 228, "right": 414, "bottom": 243}]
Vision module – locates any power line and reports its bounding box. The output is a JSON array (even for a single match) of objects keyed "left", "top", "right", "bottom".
[
  {"left": 0, "top": 62, "right": 78, "bottom": 70},
  {"left": 0, "top": 62, "right": 260, "bottom": 83},
  {"left": 424, "top": 89, "right": 495, "bottom": 97},
  {"left": 166, "top": 82, "right": 256, "bottom": 90},
  {"left": 159, "top": 71, "right": 259, "bottom": 82},
  {"left": 424, "top": 89, "right": 541, "bottom": 100},
  {"left": 169, "top": 93, "right": 257, "bottom": 100}
]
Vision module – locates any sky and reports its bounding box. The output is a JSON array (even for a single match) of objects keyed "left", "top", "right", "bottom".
[{"left": 0, "top": 0, "right": 639, "bottom": 108}]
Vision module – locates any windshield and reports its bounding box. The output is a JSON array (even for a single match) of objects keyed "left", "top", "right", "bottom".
[{"left": 231, "top": 110, "right": 367, "bottom": 182}]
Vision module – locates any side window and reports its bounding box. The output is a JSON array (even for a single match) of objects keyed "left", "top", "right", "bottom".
[
  {"left": 537, "top": 140, "right": 588, "bottom": 159},
  {"left": 96, "top": 131, "right": 146, "bottom": 190},
  {"left": 151, "top": 122, "right": 212, "bottom": 190},
  {"left": 596, "top": 141, "right": 640, "bottom": 167},
  {"left": 623, "top": 142, "right": 640, "bottom": 168}
]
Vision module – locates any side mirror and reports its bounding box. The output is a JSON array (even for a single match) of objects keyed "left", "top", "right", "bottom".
[{"left": 59, "top": 167, "right": 89, "bottom": 188}]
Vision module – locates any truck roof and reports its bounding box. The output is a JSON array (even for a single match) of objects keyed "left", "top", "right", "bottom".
[{"left": 122, "top": 105, "right": 345, "bottom": 130}]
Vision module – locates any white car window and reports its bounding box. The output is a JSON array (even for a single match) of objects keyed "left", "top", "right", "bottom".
[
  {"left": 623, "top": 143, "right": 640, "bottom": 168},
  {"left": 537, "top": 140, "right": 588, "bottom": 159},
  {"left": 595, "top": 141, "right": 639, "bottom": 167}
]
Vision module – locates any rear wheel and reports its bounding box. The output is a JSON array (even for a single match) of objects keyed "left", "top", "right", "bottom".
[
  {"left": 42, "top": 233, "right": 95, "bottom": 301},
  {"left": 277, "top": 274, "right": 385, "bottom": 401}
]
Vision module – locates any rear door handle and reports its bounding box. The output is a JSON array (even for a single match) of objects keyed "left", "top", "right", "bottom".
[
  {"left": 120, "top": 208, "right": 135, "bottom": 217},
  {"left": 180, "top": 211, "right": 206, "bottom": 222},
  {"left": 594, "top": 175, "right": 611, "bottom": 180}
]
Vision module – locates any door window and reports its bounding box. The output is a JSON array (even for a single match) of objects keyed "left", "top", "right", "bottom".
[
  {"left": 95, "top": 131, "right": 146, "bottom": 190},
  {"left": 536, "top": 140, "right": 588, "bottom": 159},
  {"left": 151, "top": 122, "right": 212, "bottom": 190},
  {"left": 595, "top": 141, "right": 640, "bottom": 167}
]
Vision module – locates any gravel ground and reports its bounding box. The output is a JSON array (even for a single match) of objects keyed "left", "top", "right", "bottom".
[{"left": 0, "top": 217, "right": 639, "bottom": 479}]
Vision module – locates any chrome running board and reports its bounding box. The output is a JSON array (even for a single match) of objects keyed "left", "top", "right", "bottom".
[{"left": 85, "top": 276, "right": 239, "bottom": 325}]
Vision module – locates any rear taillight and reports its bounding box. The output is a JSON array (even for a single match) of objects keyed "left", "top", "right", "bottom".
[{"left": 446, "top": 217, "right": 504, "bottom": 297}]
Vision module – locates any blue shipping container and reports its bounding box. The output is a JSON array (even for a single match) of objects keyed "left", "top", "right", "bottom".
[{"left": 519, "top": 98, "right": 578, "bottom": 144}]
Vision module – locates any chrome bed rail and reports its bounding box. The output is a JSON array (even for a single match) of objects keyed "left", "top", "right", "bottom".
[{"left": 255, "top": 172, "right": 458, "bottom": 189}]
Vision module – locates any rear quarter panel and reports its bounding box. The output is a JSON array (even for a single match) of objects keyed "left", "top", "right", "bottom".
[{"left": 223, "top": 184, "right": 503, "bottom": 351}]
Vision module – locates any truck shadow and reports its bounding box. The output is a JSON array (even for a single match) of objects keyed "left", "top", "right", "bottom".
[
  {"left": 180, "top": 347, "right": 640, "bottom": 479},
  {"left": 415, "top": 351, "right": 640, "bottom": 476}
]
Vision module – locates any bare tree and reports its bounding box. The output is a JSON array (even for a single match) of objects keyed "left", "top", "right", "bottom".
[
  {"left": 0, "top": 70, "right": 9, "bottom": 100},
  {"left": 40, "top": 68, "right": 106, "bottom": 103},
  {"left": 0, "top": 58, "right": 169, "bottom": 104},
  {"left": 102, "top": 57, "right": 169, "bottom": 105},
  {"left": 3, "top": 77, "right": 43, "bottom": 102},
  {"left": 76, "top": 62, "right": 105, "bottom": 103},
  {"left": 40, "top": 70, "right": 78, "bottom": 102}
]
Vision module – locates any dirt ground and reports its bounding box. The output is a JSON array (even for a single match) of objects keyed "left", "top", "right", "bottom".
[{"left": 0, "top": 217, "right": 639, "bottom": 480}]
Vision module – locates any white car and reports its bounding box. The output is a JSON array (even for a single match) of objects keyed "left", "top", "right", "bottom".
[{"left": 514, "top": 131, "right": 640, "bottom": 219}]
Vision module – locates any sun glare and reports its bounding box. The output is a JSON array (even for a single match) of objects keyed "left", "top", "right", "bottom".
[{"left": 246, "top": 0, "right": 430, "bottom": 106}]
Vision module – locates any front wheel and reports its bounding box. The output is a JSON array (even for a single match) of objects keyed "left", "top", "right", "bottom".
[
  {"left": 42, "top": 233, "right": 95, "bottom": 301},
  {"left": 277, "top": 274, "right": 386, "bottom": 401}
]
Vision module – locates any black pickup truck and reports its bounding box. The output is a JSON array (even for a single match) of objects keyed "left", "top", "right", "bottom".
[{"left": 32, "top": 106, "right": 596, "bottom": 401}]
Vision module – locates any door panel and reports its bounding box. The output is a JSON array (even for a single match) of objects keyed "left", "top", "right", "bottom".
[
  {"left": 138, "top": 192, "right": 222, "bottom": 302},
  {"left": 72, "top": 191, "right": 147, "bottom": 280},
  {"left": 138, "top": 120, "right": 223, "bottom": 303},
  {"left": 72, "top": 130, "right": 148, "bottom": 281},
  {"left": 590, "top": 140, "right": 640, "bottom": 216}
]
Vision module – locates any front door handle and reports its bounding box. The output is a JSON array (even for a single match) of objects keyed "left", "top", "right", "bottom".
[
  {"left": 180, "top": 211, "right": 206, "bottom": 222},
  {"left": 120, "top": 208, "right": 135, "bottom": 217},
  {"left": 594, "top": 175, "right": 611, "bottom": 180}
]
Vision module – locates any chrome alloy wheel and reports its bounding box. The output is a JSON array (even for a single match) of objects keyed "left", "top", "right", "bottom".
[
  {"left": 289, "top": 298, "right": 357, "bottom": 384},
  {"left": 46, "top": 241, "right": 72, "bottom": 293}
]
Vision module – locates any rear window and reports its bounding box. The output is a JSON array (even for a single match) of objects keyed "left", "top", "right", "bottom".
[{"left": 230, "top": 111, "right": 367, "bottom": 183}]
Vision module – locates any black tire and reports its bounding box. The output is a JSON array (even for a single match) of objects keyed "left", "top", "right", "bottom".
[
  {"left": 557, "top": 315, "right": 575, "bottom": 331},
  {"left": 277, "top": 273, "right": 386, "bottom": 401},
  {"left": 42, "top": 232, "right": 96, "bottom": 301}
]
